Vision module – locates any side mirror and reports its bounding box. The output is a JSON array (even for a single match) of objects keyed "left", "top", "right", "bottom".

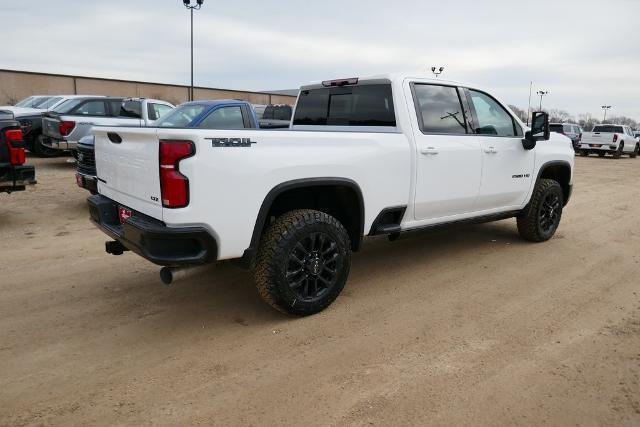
[{"left": 522, "top": 111, "right": 550, "bottom": 150}]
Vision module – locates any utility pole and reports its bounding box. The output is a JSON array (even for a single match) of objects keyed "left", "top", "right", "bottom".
[
  {"left": 182, "top": 0, "right": 205, "bottom": 101},
  {"left": 526, "top": 81, "right": 533, "bottom": 125}
]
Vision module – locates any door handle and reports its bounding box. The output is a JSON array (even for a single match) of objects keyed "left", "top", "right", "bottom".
[
  {"left": 420, "top": 147, "right": 439, "bottom": 155},
  {"left": 484, "top": 146, "right": 498, "bottom": 154}
]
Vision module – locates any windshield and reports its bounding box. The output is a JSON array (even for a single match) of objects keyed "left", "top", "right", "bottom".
[
  {"left": 549, "top": 124, "right": 564, "bottom": 133},
  {"left": 593, "top": 125, "right": 623, "bottom": 133},
  {"left": 52, "top": 98, "right": 85, "bottom": 113},
  {"left": 15, "top": 96, "right": 51, "bottom": 108},
  {"left": 30, "top": 96, "right": 54, "bottom": 108},
  {"left": 155, "top": 104, "right": 207, "bottom": 127},
  {"left": 35, "top": 96, "right": 62, "bottom": 109}
]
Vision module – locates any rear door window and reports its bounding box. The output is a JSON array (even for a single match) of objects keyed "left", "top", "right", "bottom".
[
  {"left": 197, "top": 106, "right": 245, "bottom": 129},
  {"left": 148, "top": 103, "right": 173, "bottom": 121},
  {"left": 119, "top": 100, "right": 142, "bottom": 118},
  {"left": 293, "top": 84, "right": 396, "bottom": 127},
  {"left": 72, "top": 100, "right": 107, "bottom": 116},
  {"left": 412, "top": 84, "right": 467, "bottom": 134}
]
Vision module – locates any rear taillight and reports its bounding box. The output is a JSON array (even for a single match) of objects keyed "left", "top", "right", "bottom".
[
  {"left": 159, "top": 140, "right": 194, "bottom": 208},
  {"left": 59, "top": 121, "right": 75, "bottom": 136},
  {"left": 4, "top": 129, "right": 26, "bottom": 165},
  {"left": 613, "top": 134, "right": 618, "bottom": 143}
]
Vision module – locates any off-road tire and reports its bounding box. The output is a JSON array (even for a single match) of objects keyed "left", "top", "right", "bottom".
[
  {"left": 630, "top": 144, "right": 639, "bottom": 159},
  {"left": 254, "top": 209, "right": 351, "bottom": 316},
  {"left": 517, "top": 179, "right": 564, "bottom": 242},
  {"left": 613, "top": 142, "right": 624, "bottom": 159},
  {"left": 33, "top": 133, "right": 59, "bottom": 157}
]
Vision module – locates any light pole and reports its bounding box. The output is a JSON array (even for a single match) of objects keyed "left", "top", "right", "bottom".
[
  {"left": 182, "top": 0, "right": 204, "bottom": 101},
  {"left": 537, "top": 90, "right": 548, "bottom": 111},
  {"left": 431, "top": 66, "right": 444, "bottom": 78},
  {"left": 601, "top": 105, "right": 611, "bottom": 122}
]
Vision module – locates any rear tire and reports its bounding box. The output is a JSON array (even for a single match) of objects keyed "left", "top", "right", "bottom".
[
  {"left": 517, "top": 179, "right": 564, "bottom": 242},
  {"left": 33, "top": 133, "right": 59, "bottom": 158},
  {"left": 613, "top": 142, "right": 624, "bottom": 159},
  {"left": 254, "top": 209, "right": 351, "bottom": 316},
  {"left": 580, "top": 150, "right": 589, "bottom": 157},
  {"left": 598, "top": 152, "right": 606, "bottom": 157}
]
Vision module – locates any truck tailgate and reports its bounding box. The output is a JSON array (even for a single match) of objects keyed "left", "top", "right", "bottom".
[
  {"left": 42, "top": 115, "right": 62, "bottom": 139},
  {"left": 94, "top": 127, "right": 163, "bottom": 220}
]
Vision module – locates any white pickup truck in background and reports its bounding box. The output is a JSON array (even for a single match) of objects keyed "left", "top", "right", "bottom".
[
  {"left": 577, "top": 124, "right": 640, "bottom": 158},
  {"left": 42, "top": 97, "right": 174, "bottom": 154},
  {"left": 87, "top": 74, "right": 574, "bottom": 315}
]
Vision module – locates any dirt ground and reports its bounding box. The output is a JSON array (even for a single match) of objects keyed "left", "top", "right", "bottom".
[{"left": 1, "top": 155, "right": 639, "bottom": 426}]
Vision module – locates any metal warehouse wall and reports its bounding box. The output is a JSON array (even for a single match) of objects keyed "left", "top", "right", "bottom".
[{"left": 0, "top": 69, "right": 297, "bottom": 106}]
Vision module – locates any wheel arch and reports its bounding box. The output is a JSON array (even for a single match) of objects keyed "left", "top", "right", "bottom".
[
  {"left": 535, "top": 160, "right": 572, "bottom": 206},
  {"left": 237, "top": 178, "right": 365, "bottom": 268}
]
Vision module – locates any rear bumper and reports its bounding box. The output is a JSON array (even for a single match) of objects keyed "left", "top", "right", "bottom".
[
  {"left": 0, "top": 164, "right": 36, "bottom": 193},
  {"left": 43, "top": 138, "right": 77, "bottom": 151},
  {"left": 578, "top": 143, "right": 618, "bottom": 152},
  {"left": 76, "top": 172, "right": 97, "bottom": 193},
  {"left": 88, "top": 194, "right": 217, "bottom": 267}
]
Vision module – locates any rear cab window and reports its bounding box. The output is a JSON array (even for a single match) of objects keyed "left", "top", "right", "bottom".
[
  {"left": 593, "top": 125, "right": 624, "bottom": 133},
  {"left": 292, "top": 80, "right": 396, "bottom": 129}
]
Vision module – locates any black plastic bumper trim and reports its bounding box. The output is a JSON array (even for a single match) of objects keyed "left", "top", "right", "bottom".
[{"left": 88, "top": 194, "right": 217, "bottom": 267}]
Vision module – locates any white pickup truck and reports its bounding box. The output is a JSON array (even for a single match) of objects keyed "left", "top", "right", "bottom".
[
  {"left": 42, "top": 97, "right": 174, "bottom": 154},
  {"left": 577, "top": 124, "right": 640, "bottom": 158},
  {"left": 88, "top": 74, "right": 574, "bottom": 315}
]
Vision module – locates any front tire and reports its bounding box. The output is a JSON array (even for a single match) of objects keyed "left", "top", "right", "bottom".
[
  {"left": 580, "top": 150, "right": 589, "bottom": 157},
  {"left": 630, "top": 144, "right": 639, "bottom": 159},
  {"left": 254, "top": 209, "right": 352, "bottom": 316},
  {"left": 517, "top": 179, "right": 564, "bottom": 242}
]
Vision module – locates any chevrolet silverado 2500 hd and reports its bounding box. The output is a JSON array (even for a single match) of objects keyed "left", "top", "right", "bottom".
[{"left": 88, "top": 74, "right": 574, "bottom": 315}]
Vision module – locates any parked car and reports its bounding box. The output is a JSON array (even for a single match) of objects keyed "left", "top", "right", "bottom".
[
  {"left": 0, "top": 110, "right": 36, "bottom": 194},
  {"left": 550, "top": 123, "right": 582, "bottom": 149},
  {"left": 577, "top": 124, "right": 639, "bottom": 158},
  {"left": 258, "top": 104, "right": 293, "bottom": 129},
  {"left": 75, "top": 99, "right": 257, "bottom": 194},
  {"left": 14, "top": 95, "right": 102, "bottom": 157},
  {"left": 42, "top": 97, "right": 174, "bottom": 155},
  {"left": 87, "top": 74, "right": 574, "bottom": 316},
  {"left": 154, "top": 99, "right": 258, "bottom": 128},
  {"left": 75, "top": 135, "right": 98, "bottom": 194}
]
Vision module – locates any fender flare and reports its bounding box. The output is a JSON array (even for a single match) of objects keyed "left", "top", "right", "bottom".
[{"left": 236, "top": 177, "right": 365, "bottom": 268}]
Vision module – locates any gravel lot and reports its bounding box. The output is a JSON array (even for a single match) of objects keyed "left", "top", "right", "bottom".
[{"left": 1, "top": 155, "right": 639, "bottom": 426}]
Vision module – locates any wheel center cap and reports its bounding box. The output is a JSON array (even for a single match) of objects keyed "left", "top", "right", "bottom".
[{"left": 306, "top": 254, "right": 323, "bottom": 275}]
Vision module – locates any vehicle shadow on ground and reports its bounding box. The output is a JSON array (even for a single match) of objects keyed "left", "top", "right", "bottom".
[{"left": 91, "top": 219, "right": 526, "bottom": 333}]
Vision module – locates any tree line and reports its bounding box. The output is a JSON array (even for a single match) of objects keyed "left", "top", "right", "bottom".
[{"left": 508, "top": 105, "right": 638, "bottom": 131}]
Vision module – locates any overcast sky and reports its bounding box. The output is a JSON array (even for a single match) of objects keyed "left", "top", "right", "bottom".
[{"left": 1, "top": 0, "right": 639, "bottom": 119}]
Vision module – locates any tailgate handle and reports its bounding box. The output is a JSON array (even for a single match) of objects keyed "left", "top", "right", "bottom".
[{"left": 108, "top": 132, "right": 122, "bottom": 144}]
